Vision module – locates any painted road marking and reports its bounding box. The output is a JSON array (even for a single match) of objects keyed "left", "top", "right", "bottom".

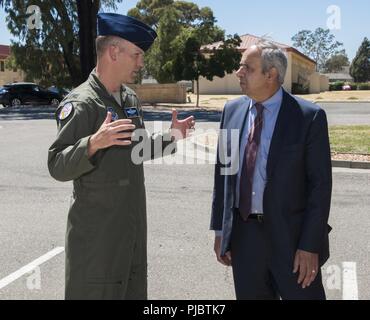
[
  {"left": 0, "top": 247, "right": 64, "bottom": 290},
  {"left": 342, "top": 262, "right": 358, "bottom": 300}
]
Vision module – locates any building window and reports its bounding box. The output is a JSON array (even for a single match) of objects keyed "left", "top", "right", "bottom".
[{"left": 0, "top": 61, "right": 5, "bottom": 72}]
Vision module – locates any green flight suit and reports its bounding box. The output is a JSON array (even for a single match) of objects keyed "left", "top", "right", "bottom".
[{"left": 48, "top": 69, "right": 175, "bottom": 300}]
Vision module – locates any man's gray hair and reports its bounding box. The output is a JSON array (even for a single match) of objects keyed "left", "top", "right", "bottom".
[{"left": 255, "top": 40, "right": 288, "bottom": 84}]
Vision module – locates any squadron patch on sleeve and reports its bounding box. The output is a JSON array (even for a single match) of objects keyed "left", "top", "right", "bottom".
[{"left": 58, "top": 102, "right": 74, "bottom": 120}]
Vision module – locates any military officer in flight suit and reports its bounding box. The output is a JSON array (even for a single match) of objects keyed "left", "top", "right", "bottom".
[{"left": 48, "top": 13, "right": 195, "bottom": 300}]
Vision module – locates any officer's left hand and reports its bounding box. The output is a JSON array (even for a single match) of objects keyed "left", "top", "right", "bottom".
[
  {"left": 293, "top": 249, "right": 319, "bottom": 289},
  {"left": 170, "top": 109, "right": 195, "bottom": 141}
]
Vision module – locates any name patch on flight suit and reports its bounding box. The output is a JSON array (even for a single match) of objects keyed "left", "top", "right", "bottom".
[
  {"left": 124, "top": 106, "right": 143, "bottom": 127},
  {"left": 58, "top": 102, "right": 74, "bottom": 120},
  {"left": 123, "top": 107, "right": 139, "bottom": 119}
]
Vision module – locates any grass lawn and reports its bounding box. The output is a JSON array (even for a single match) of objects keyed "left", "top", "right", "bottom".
[
  {"left": 329, "top": 125, "right": 370, "bottom": 154},
  {"left": 296, "top": 90, "right": 370, "bottom": 101}
]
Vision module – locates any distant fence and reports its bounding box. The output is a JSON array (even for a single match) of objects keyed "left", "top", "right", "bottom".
[{"left": 128, "top": 83, "right": 187, "bottom": 104}]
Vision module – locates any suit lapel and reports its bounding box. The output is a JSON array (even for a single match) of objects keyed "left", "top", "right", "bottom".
[
  {"left": 229, "top": 97, "right": 250, "bottom": 191},
  {"left": 266, "top": 90, "right": 293, "bottom": 180},
  {"left": 237, "top": 97, "right": 251, "bottom": 146}
]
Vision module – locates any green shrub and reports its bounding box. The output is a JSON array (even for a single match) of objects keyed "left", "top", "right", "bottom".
[
  {"left": 358, "top": 83, "right": 370, "bottom": 90},
  {"left": 349, "top": 83, "right": 358, "bottom": 90},
  {"left": 292, "top": 83, "right": 309, "bottom": 94},
  {"left": 329, "top": 81, "right": 345, "bottom": 91}
]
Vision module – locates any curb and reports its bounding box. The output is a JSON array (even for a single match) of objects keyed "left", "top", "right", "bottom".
[
  {"left": 331, "top": 160, "right": 370, "bottom": 170},
  {"left": 191, "top": 139, "right": 370, "bottom": 170},
  {"left": 313, "top": 100, "right": 370, "bottom": 104}
]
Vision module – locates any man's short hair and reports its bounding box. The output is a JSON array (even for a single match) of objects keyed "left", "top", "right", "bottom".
[{"left": 95, "top": 35, "right": 125, "bottom": 59}]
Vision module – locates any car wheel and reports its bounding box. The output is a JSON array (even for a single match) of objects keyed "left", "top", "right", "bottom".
[
  {"left": 50, "top": 98, "right": 59, "bottom": 107},
  {"left": 11, "top": 98, "right": 22, "bottom": 106}
]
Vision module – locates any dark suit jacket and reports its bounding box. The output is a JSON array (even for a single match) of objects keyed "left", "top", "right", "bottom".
[{"left": 210, "top": 89, "right": 332, "bottom": 267}]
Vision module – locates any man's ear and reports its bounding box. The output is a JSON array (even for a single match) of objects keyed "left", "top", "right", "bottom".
[
  {"left": 108, "top": 45, "right": 118, "bottom": 61},
  {"left": 267, "top": 67, "right": 279, "bottom": 83}
]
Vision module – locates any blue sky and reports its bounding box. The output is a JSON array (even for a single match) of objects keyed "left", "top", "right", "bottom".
[{"left": 0, "top": 0, "right": 369, "bottom": 60}]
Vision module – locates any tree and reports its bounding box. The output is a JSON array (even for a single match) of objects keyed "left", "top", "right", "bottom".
[
  {"left": 128, "top": 0, "right": 223, "bottom": 33},
  {"left": 291, "top": 28, "right": 344, "bottom": 71},
  {"left": 323, "top": 51, "right": 350, "bottom": 73},
  {"left": 77, "top": 0, "right": 123, "bottom": 82},
  {"left": 76, "top": 0, "right": 99, "bottom": 83},
  {"left": 350, "top": 38, "right": 370, "bottom": 83},
  {"left": 172, "top": 29, "right": 241, "bottom": 107},
  {"left": 1, "top": 0, "right": 80, "bottom": 87},
  {"left": 143, "top": 6, "right": 182, "bottom": 83},
  {"left": 128, "top": 0, "right": 225, "bottom": 85},
  {"left": 0, "top": 0, "right": 121, "bottom": 87},
  {"left": 128, "top": 0, "right": 173, "bottom": 27}
]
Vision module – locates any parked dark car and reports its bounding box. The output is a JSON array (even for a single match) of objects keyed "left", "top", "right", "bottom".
[
  {"left": 47, "top": 86, "right": 70, "bottom": 99},
  {"left": 0, "top": 83, "right": 63, "bottom": 107}
]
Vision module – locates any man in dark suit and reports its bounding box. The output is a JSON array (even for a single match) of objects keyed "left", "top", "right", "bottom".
[{"left": 210, "top": 41, "right": 332, "bottom": 300}]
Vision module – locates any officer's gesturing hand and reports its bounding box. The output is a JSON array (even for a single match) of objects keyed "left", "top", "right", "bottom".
[
  {"left": 88, "top": 112, "right": 136, "bottom": 158},
  {"left": 170, "top": 109, "right": 195, "bottom": 141}
]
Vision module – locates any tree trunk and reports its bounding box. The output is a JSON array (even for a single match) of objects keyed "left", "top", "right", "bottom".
[
  {"left": 77, "top": 0, "right": 100, "bottom": 83},
  {"left": 196, "top": 78, "right": 200, "bottom": 108},
  {"left": 44, "top": 1, "right": 83, "bottom": 87},
  {"left": 61, "top": 46, "right": 83, "bottom": 87}
]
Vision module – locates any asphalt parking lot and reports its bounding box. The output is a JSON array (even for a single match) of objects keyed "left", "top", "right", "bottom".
[{"left": 0, "top": 103, "right": 369, "bottom": 300}]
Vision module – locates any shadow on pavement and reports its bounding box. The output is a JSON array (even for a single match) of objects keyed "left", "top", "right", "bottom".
[
  {"left": 0, "top": 106, "right": 222, "bottom": 123},
  {"left": 143, "top": 109, "right": 221, "bottom": 122},
  {"left": 0, "top": 106, "right": 56, "bottom": 121}
]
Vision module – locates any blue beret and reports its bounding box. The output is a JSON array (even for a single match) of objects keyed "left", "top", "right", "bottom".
[{"left": 97, "top": 13, "right": 157, "bottom": 52}]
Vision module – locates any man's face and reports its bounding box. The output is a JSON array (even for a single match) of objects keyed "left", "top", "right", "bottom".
[
  {"left": 114, "top": 40, "right": 144, "bottom": 84},
  {"left": 236, "top": 46, "right": 269, "bottom": 97}
]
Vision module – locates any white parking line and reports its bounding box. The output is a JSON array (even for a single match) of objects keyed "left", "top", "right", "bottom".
[
  {"left": 0, "top": 247, "right": 64, "bottom": 290},
  {"left": 342, "top": 262, "right": 358, "bottom": 300}
]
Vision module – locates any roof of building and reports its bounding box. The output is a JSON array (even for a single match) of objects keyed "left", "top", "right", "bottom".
[
  {"left": 0, "top": 44, "right": 10, "bottom": 60},
  {"left": 201, "top": 33, "right": 316, "bottom": 65},
  {"left": 322, "top": 73, "right": 354, "bottom": 81}
]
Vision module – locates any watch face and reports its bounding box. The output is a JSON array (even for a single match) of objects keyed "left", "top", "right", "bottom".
[{"left": 124, "top": 107, "right": 140, "bottom": 118}]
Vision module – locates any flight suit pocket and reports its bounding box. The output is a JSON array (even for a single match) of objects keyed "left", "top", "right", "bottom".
[{"left": 75, "top": 179, "right": 129, "bottom": 200}]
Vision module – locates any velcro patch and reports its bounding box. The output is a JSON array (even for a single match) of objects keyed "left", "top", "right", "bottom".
[
  {"left": 124, "top": 107, "right": 139, "bottom": 118},
  {"left": 58, "top": 102, "right": 74, "bottom": 120}
]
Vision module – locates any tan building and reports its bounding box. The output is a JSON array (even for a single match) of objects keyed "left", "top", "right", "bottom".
[
  {"left": 197, "top": 34, "right": 329, "bottom": 95},
  {"left": 0, "top": 44, "right": 25, "bottom": 86}
]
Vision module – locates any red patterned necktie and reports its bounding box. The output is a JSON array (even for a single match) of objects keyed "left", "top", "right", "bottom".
[{"left": 239, "top": 103, "right": 264, "bottom": 221}]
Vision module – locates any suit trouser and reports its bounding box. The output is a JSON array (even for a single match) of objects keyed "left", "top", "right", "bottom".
[{"left": 230, "top": 213, "right": 326, "bottom": 300}]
